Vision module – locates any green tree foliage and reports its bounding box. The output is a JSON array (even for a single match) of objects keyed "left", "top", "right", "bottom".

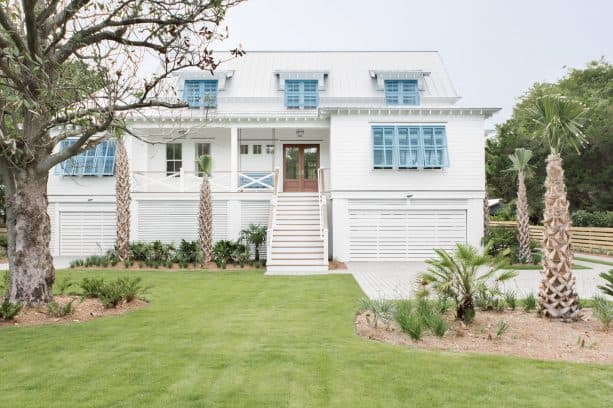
[{"left": 487, "top": 59, "right": 613, "bottom": 221}]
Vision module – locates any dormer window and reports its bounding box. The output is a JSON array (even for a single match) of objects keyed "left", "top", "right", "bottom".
[
  {"left": 284, "top": 80, "right": 319, "bottom": 109},
  {"left": 384, "top": 80, "right": 419, "bottom": 105},
  {"left": 183, "top": 80, "right": 218, "bottom": 108}
]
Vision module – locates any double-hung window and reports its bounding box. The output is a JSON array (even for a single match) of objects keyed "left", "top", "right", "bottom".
[
  {"left": 55, "top": 139, "right": 116, "bottom": 176},
  {"left": 183, "top": 80, "right": 218, "bottom": 108},
  {"left": 384, "top": 80, "right": 419, "bottom": 105},
  {"left": 194, "top": 142, "right": 211, "bottom": 176},
  {"left": 285, "top": 80, "right": 319, "bottom": 109},
  {"left": 372, "top": 126, "right": 448, "bottom": 169},
  {"left": 166, "top": 143, "right": 182, "bottom": 176}
]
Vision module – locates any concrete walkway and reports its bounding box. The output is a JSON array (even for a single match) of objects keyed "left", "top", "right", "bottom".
[{"left": 348, "top": 254, "right": 610, "bottom": 300}]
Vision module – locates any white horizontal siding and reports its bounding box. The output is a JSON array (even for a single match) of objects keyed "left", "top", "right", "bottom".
[
  {"left": 59, "top": 210, "right": 116, "bottom": 256},
  {"left": 137, "top": 200, "right": 228, "bottom": 244},
  {"left": 240, "top": 200, "right": 270, "bottom": 259}
]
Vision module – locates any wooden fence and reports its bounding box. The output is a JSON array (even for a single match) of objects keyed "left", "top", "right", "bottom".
[{"left": 490, "top": 221, "right": 613, "bottom": 255}]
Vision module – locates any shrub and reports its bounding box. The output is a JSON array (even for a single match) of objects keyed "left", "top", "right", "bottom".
[
  {"left": 80, "top": 277, "right": 106, "bottom": 298},
  {"left": 592, "top": 296, "right": 613, "bottom": 330},
  {"left": 485, "top": 227, "right": 538, "bottom": 264},
  {"left": 523, "top": 293, "right": 537, "bottom": 312},
  {"left": 571, "top": 210, "right": 612, "bottom": 228},
  {"left": 55, "top": 276, "right": 74, "bottom": 294},
  {"left": 99, "top": 282, "right": 124, "bottom": 308},
  {"left": 496, "top": 320, "right": 509, "bottom": 337},
  {"left": 419, "top": 243, "right": 517, "bottom": 322},
  {"left": 174, "top": 240, "right": 202, "bottom": 267},
  {"left": 598, "top": 270, "right": 613, "bottom": 297},
  {"left": 475, "top": 286, "right": 506, "bottom": 312},
  {"left": 232, "top": 245, "right": 250, "bottom": 268},
  {"left": 0, "top": 298, "right": 22, "bottom": 320},
  {"left": 505, "top": 291, "right": 517, "bottom": 310},
  {"left": 394, "top": 299, "right": 447, "bottom": 339},
  {"left": 397, "top": 310, "right": 423, "bottom": 341},
  {"left": 213, "top": 240, "right": 238, "bottom": 268},
  {"left": 241, "top": 224, "right": 267, "bottom": 261},
  {"left": 46, "top": 300, "right": 75, "bottom": 317},
  {"left": 0, "top": 270, "right": 8, "bottom": 295},
  {"left": 114, "top": 277, "right": 148, "bottom": 302},
  {"left": 145, "top": 240, "right": 175, "bottom": 267},
  {"left": 359, "top": 297, "right": 394, "bottom": 328},
  {"left": 428, "top": 313, "right": 448, "bottom": 337}
]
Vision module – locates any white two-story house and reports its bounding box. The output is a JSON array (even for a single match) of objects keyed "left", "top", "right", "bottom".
[{"left": 48, "top": 51, "right": 498, "bottom": 272}]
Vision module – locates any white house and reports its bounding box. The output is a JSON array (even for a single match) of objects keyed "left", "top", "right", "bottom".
[{"left": 47, "top": 51, "right": 499, "bottom": 272}]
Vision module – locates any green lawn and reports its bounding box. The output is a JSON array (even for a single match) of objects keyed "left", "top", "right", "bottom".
[
  {"left": 1, "top": 270, "right": 611, "bottom": 407},
  {"left": 510, "top": 263, "right": 591, "bottom": 270},
  {"left": 575, "top": 256, "right": 613, "bottom": 267}
]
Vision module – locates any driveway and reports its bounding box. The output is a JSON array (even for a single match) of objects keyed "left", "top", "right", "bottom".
[{"left": 348, "top": 256, "right": 608, "bottom": 300}]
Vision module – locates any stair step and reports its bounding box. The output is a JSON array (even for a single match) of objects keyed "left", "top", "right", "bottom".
[
  {"left": 275, "top": 220, "right": 320, "bottom": 226},
  {"left": 266, "top": 259, "right": 328, "bottom": 266},
  {"left": 276, "top": 206, "right": 319, "bottom": 211},
  {"left": 274, "top": 225, "right": 320, "bottom": 231},
  {"left": 272, "top": 246, "right": 324, "bottom": 253},
  {"left": 271, "top": 241, "right": 323, "bottom": 247},
  {"left": 272, "top": 234, "right": 322, "bottom": 241},
  {"left": 276, "top": 213, "right": 320, "bottom": 219},
  {"left": 270, "top": 253, "right": 324, "bottom": 260}
]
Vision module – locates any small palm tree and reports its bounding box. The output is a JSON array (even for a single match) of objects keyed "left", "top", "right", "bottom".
[
  {"left": 115, "top": 136, "right": 131, "bottom": 261},
  {"left": 241, "top": 224, "right": 267, "bottom": 262},
  {"left": 526, "top": 94, "right": 587, "bottom": 319},
  {"left": 419, "top": 243, "right": 517, "bottom": 322},
  {"left": 198, "top": 155, "right": 213, "bottom": 263},
  {"left": 506, "top": 148, "right": 534, "bottom": 264}
]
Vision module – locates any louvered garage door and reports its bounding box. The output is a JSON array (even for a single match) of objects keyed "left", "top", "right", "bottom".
[
  {"left": 349, "top": 208, "right": 467, "bottom": 261},
  {"left": 137, "top": 200, "right": 228, "bottom": 244},
  {"left": 59, "top": 210, "right": 116, "bottom": 256},
  {"left": 240, "top": 200, "right": 270, "bottom": 259}
]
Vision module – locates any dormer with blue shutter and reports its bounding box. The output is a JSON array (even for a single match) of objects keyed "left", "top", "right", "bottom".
[
  {"left": 178, "top": 70, "right": 234, "bottom": 109},
  {"left": 370, "top": 70, "right": 429, "bottom": 106},
  {"left": 275, "top": 71, "right": 327, "bottom": 109}
]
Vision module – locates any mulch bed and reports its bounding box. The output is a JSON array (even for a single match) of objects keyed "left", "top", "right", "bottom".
[
  {"left": 0, "top": 295, "right": 147, "bottom": 328},
  {"left": 356, "top": 309, "right": 612, "bottom": 364}
]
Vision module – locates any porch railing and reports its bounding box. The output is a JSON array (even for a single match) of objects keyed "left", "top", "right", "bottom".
[
  {"left": 131, "top": 169, "right": 276, "bottom": 193},
  {"left": 266, "top": 167, "right": 281, "bottom": 266},
  {"left": 317, "top": 167, "right": 329, "bottom": 265}
]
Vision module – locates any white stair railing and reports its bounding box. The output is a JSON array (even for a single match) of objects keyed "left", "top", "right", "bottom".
[
  {"left": 317, "top": 167, "right": 329, "bottom": 266},
  {"left": 266, "top": 167, "right": 280, "bottom": 265}
]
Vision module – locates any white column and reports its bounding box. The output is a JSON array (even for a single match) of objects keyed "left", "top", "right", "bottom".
[{"left": 230, "top": 127, "right": 239, "bottom": 191}]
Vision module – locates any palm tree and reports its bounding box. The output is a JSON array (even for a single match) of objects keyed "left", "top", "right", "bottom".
[
  {"left": 526, "top": 94, "right": 587, "bottom": 319},
  {"left": 241, "top": 224, "right": 267, "bottom": 262},
  {"left": 419, "top": 243, "right": 516, "bottom": 322},
  {"left": 198, "top": 155, "right": 213, "bottom": 263},
  {"left": 506, "top": 148, "right": 534, "bottom": 264},
  {"left": 115, "top": 136, "right": 131, "bottom": 261}
]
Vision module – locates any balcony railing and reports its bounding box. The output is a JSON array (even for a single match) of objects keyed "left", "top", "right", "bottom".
[{"left": 132, "top": 169, "right": 276, "bottom": 193}]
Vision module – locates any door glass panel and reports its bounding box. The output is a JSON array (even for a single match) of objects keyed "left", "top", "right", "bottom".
[
  {"left": 284, "top": 147, "right": 299, "bottom": 180},
  {"left": 303, "top": 146, "right": 318, "bottom": 180}
]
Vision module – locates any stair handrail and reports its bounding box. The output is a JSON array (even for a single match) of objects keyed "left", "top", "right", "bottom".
[
  {"left": 266, "top": 167, "right": 280, "bottom": 265},
  {"left": 317, "top": 167, "right": 329, "bottom": 265}
]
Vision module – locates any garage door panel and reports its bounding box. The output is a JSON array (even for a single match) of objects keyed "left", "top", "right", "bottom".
[
  {"left": 348, "top": 207, "right": 467, "bottom": 261},
  {"left": 59, "top": 211, "right": 116, "bottom": 256}
]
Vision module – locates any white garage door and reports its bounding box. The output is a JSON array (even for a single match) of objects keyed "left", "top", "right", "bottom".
[
  {"left": 349, "top": 208, "right": 467, "bottom": 261},
  {"left": 137, "top": 200, "right": 228, "bottom": 244},
  {"left": 59, "top": 211, "right": 116, "bottom": 256}
]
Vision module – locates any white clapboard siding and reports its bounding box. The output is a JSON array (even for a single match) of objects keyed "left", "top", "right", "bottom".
[
  {"left": 240, "top": 200, "right": 270, "bottom": 259},
  {"left": 48, "top": 203, "right": 57, "bottom": 256},
  {"left": 349, "top": 207, "right": 467, "bottom": 261},
  {"left": 137, "top": 200, "right": 228, "bottom": 244},
  {"left": 59, "top": 210, "right": 116, "bottom": 256}
]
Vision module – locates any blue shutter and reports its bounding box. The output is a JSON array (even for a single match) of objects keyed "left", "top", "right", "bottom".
[
  {"left": 371, "top": 125, "right": 448, "bottom": 169},
  {"left": 55, "top": 140, "right": 116, "bottom": 176},
  {"left": 384, "top": 80, "right": 419, "bottom": 106},
  {"left": 184, "top": 80, "right": 218, "bottom": 108},
  {"left": 422, "top": 127, "right": 448, "bottom": 168},
  {"left": 397, "top": 127, "right": 423, "bottom": 168},
  {"left": 285, "top": 80, "right": 301, "bottom": 108},
  {"left": 285, "top": 80, "right": 318, "bottom": 108},
  {"left": 372, "top": 127, "right": 394, "bottom": 168}
]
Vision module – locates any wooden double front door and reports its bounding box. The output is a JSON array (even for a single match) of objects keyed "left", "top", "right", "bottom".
[{"left": 283, "top": 144, "right": 319, "bottom": 192}]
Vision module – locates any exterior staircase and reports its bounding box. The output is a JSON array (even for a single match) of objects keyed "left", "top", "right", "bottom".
[{"left": 266, "top": 191, "right": 329, "bottom": 273}]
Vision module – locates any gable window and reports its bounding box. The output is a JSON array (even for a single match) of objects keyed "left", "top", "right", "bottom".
[
  {"left": 384, "top": 80, "right": 419, "bottom": 105},
  {"left": 195, "top": 142, "right": 211, "bottom": 176},
  {"left": 265, "top": 144, "right": 274, "bottom": 154},
  {"left": 285, "top": 80, "right": 319, "bottom": 109},
  {"left": 55, "top": 139, "right": 116, "bottom": 176},
  {"left": 240, "top": 144, "right": 249, "bottom": 155},
  {"left": 372, "top": 126, "right": 448, "bottom": 169},
  {"left": 252, "top": 144, "right": 262, "bottom": 155},
  {"left": 166, "top": 143, "right": 182, "bottom": 176},
  {"left": 183, "top": 80, "right": 218, "bottom": 108}
]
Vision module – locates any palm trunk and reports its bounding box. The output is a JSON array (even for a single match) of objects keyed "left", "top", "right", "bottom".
[
  {"left": 483, "top": 177, "right": 489, "bottom": 238},
  {"left": 5, "top": 167, "right": 54, "bottom": 304},
  {"left": 538, "top": 153, "right": 580, "bottom": 320},
  {"left": 199, "top": 175, "right": 213, "bottom": 263},
  {"left": 516, "top": 173, "right": 532, "bottom": 263},
  {"left": 115, "top": 139, "right": 131, "bottom": 261}
]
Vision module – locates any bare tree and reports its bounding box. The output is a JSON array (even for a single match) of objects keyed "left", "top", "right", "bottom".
[{"left": 0, "top": 0, "right": 245, "bottom": 304}]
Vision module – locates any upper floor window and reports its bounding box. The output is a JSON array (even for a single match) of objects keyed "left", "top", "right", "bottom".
[
  {"left": 183, "top": 80, "right": 218, "bottom": 108},
  {"left": 166, "top": 143, "right": 182, "bottom": 176},
  {"left": 195, "top": 142, "right": 211, "bottom": 176},
  {"left": 372, "top": 126, "right": 448, "bottom": 169},
  {"left": 55, "top": 139, "right": 116, "bottom": 176},
  {"left": 252, "top": 144, "right": 262, "bottom": 154},
  {"left": 285, "top": 80, "right": 318, "bottom": 109},
  {"left": 240, "top": 144, "right": 249, "bottom": 155},
  {"left": 384, "top": 80, "right": 419, "bottom": 105}
]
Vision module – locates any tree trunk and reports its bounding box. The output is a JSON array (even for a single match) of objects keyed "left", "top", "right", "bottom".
[
  {"left": 115, "top": 138, "right": 131, "bottom": 261},
  {"left": 538, "top": 153, "right": 580, "bottom": 320},
  {"left": 199, "top": 175, "right": 213, "bottom": 263},
  {"left": 5, "top": 168, "right": 54, "bottom": 304},
  {"left": 516, "top": 173, "right": 533, "bottom": 263},
  {"left": 483, "top": 176, "right": 489, "bottom": 238},
  {"left": 456, "top": 295, "right": 475, "bottom": 323}
]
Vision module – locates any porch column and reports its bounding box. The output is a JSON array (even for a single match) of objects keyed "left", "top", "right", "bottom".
[{"left": 230, "top": 127, "right": 239, "bottom": 190}]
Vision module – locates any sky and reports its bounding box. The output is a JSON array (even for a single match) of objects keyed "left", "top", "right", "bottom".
[{"left": 219, "top": 0, "right": 613, "bottom": 127}]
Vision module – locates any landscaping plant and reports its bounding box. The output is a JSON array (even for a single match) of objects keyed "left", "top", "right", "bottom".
[
  {"left": 46, "top": 300, "right": 75, "bottom": 318},
  {"left": 241, "top": 224, "right": 267, "bottom": 262},
  {"left": 523, "top": 293, "right": 537, "bottom": 312},
  {"left": 358, "top": 298, "right": 394, "bottom": 329},
  {"left": 526, "top": 94, "right": 587, "bottom": 319},
  {"left": 591, "top": 296, "right": 613, "bottom": 330},
  {"left": 55, "top": 276, "right": 74, "bottom": 295},
  {"left": 213, "top": 240, "right": 239, "bottom": 269},
  {"left": 419, "top": 243, "right": 517, "bottom": 322},
  {"left": 0, "top": 298, "right": 22, "bottom": 320},
  {"left": 505, "top": 148, "right": 534, "bottom": 263},
  {"left": 597, "top": 270, "right": 613, "bottom": 297}
]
